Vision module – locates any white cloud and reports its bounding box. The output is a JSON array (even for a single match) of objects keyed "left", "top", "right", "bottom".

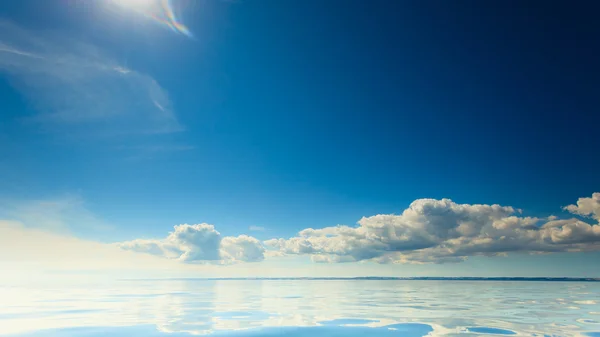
[
  {"left": 564, "top": 192, "right": 600, "bottom": 221},
  {"left": 0, "top": 220, "right": 188, "bottom": 281},
  {"left": 0, "top": 20, "right": 182, "bottom": 136},
  {"left": 118, "top": 224, "right": 265, "bottom": 264},
  {"left": 0, "top": 220, "right": 355, "bottom": 282},
  {"left": 6, "top": 192, "right": 600, "bottom": 268},
  {"left": 266, "top": 193, "right": 600, "bottom": 264},
  {"left": 221, "top": 235, "right": 266, "bottom": 263},
  {"left": 0, "top": 194, "right": 112, "bottom": 234}
]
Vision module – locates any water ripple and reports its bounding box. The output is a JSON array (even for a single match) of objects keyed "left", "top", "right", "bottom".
[{"left": 1, "top": 280, "right": 599, "bottom": 337}]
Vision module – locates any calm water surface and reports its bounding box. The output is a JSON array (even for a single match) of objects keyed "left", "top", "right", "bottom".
[{"left": 1, "top": 280, "right": 600, "bottom": 337}]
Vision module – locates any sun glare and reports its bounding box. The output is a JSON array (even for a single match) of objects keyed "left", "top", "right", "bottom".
[
  {"left": 109, "top": 0, "right": 193, "bottom": 37},
  {"left": 113, "top": 0, "right": 154, "bottom": 9}
]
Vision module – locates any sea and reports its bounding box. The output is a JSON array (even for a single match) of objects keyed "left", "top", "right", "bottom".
[{"left": 1, "top": 279, "right": 600, "bottom": 337}]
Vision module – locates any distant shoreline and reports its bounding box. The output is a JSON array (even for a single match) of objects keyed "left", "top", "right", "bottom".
[{"left": 127, "top": 277, "right": 600, "bottom": 282}]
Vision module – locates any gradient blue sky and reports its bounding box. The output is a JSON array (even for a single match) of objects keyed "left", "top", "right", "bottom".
[{"left": 1, "top": 0, "right": 599, "bottom": 277}]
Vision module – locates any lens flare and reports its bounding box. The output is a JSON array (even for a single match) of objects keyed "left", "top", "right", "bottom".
[{"left": 112, "top": 0, "right": 193, "bottom": 37}]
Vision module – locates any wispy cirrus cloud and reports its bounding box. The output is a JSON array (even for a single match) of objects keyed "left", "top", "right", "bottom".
[
  {"left": 0, "top": 20, "right": 182, "bottom": 137},
  {"left": 0, "top": 194, "right": 112, "bottom": 234}
]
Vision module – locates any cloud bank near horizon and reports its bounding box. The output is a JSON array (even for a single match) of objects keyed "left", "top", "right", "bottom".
[
  {"left": 117, "top": 224, "right": 266, "bottom": 264},
  {"left": 117, "top": 193, "right": 600, "bottom": 265}
]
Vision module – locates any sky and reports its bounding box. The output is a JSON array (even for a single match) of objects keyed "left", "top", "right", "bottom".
[{"left": 0, "top": 0, "right": 599, "bottom": 279}]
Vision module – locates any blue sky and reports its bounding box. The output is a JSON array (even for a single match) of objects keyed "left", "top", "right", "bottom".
[{"left": 1, "top": 0, "right": 599, "bottom": 278}]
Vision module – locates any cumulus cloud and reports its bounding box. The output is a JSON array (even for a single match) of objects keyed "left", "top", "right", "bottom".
[
  {"left": 114, "top": 193, "right": 600, "bottom": 265},
  {"left": 0, "top": 20, "right": 182, "bottom": 136},
  {"left": 265, "top": 193, "right": 600, "bottom": 264},
  {"left": 564, "top": 193, "right": 600, "bottom": 221},
  {"left": 221, "top": 235, "right": 266, "bottom": 262},
  {"left": 118, "top": 224, "right": 265, "bottom": 264}
]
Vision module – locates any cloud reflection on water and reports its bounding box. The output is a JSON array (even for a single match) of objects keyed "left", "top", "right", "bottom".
[{"left": 1, "top": 280, "right": 600, "bottom": 337}]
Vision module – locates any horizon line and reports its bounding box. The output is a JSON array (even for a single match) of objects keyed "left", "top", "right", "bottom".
[{"left": 122, "top": 276, "right": 600, "bottom": 282}]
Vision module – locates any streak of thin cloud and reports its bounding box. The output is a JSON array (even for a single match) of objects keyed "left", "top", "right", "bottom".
[{"left": 0, "top": 20, "right": 183, "bottom": 136}]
